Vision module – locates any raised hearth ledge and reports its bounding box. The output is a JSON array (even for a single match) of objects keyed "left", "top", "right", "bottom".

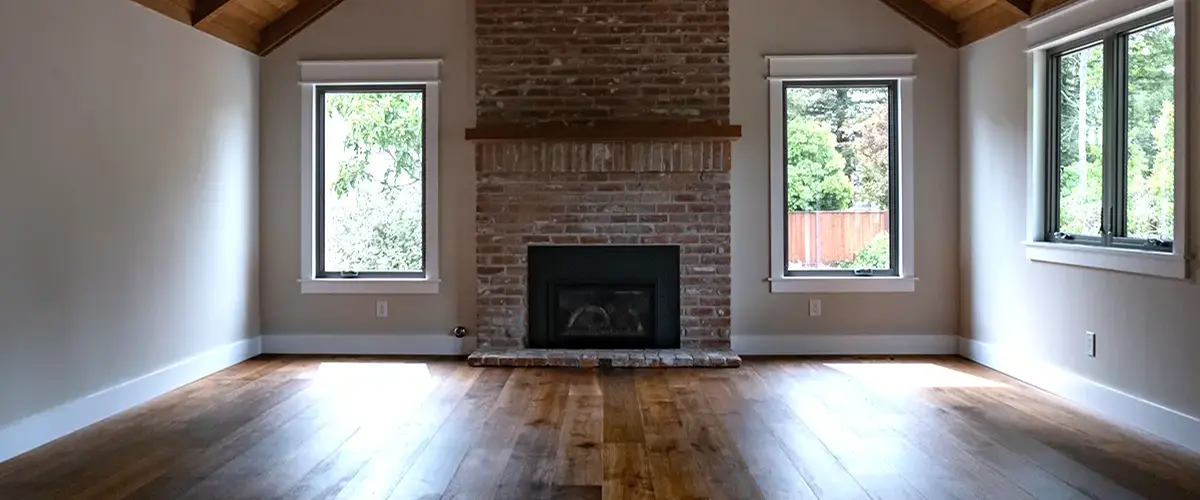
[
  {"left": 465, "top": 122, "right": 742, "bottom": 142},
  {"left": 467, "top": 349, "right": 741, "bottom": 368}
]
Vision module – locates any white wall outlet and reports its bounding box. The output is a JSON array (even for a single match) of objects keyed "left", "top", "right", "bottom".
[
  {"left": 376, "top": 300, "right": 389, "bottom": 318},
  {"left": 1086, "top": 331, "right": 1096, "bottom": 357},
  {"left": 809, "top": 299, "right": 822, "bottom": 317}
]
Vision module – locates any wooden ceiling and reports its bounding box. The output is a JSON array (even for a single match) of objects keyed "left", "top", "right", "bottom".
[
  {"left": 130, "top": 0, "right": 1079, "bottom": 57},
  {"left": 878, "top": 0, "right": 1080, "bottom": 47},
  {"left": 131, "top": 0, "right": 347, "bottom": 56}
]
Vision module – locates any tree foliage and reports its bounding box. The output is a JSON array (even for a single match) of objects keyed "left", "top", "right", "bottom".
[
  {"left": 786, "top": 118, "right": 852, "bottom": 211},
  {"left": 323, "top": 91, "right": 425, "bottom": 273},
  {"left": 787, "top": 85, "right": 892, "bottom": 211},
  {"left": 835, "top": 232, "right": 890, "bottom": 270}
]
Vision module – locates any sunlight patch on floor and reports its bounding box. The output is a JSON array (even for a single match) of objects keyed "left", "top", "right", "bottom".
[
  {"left": 313, "top": 362, "right": 439, "bottom": 418},
  {"left": 824, "top": 362, "right": 1008, "bottom": 389}
]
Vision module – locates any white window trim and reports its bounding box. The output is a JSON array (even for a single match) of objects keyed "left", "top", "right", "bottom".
[
  {"left": 766, "top": 54, "right": 918, "bottom": 294},
  {"left": 298, "top": 59, "right": 442, "bottom": 295},
  {"left": 1024, "top": 0, "right": 1189, "bottom": 279}
]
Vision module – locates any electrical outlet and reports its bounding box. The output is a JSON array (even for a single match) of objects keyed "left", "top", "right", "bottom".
[
  {"left": 809, "top": 299, "right": 822, "bottom": 317},
  {"left": 1086, "top": 331, "right": 1096, "bottom": 357},
  {"left": 376, "top": 300, "right": 388, "bottom": 318}
]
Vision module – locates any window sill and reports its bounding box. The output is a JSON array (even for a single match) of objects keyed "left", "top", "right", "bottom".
[
  {"left": 1024, "top": 241, "right": 1187, "bottom": 279},
  {"left": 299, "top": 278, "right": 441, "bottom": 295},
  {"left": 770, "top": 276, "right": 917, "bottom": 293}
]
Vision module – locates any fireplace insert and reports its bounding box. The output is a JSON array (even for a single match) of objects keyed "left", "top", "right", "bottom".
[{"left": 528, "top": 245, "right": 680, "bottom": 349}]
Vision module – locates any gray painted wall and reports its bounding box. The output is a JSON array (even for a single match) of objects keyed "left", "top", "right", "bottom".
[
  {"left": 0, "top": 0, "right": 260, "bottom": 429},
  {"left": 259, "top": 0, "right": 961, "bottom": 340},
  {"left": 730, "top": 0, "right": 960, "bottom": 338},
  {"left": 959, "top": 20, "right": 1200, "bottom": 418},
  {"left": 259, "top": 0, "right": 476, "bottom": 336}
]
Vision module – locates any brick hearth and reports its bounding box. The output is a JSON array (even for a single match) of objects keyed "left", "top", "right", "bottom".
[{"left": 467, "top": 348, "right": 742, "bottom": 368}]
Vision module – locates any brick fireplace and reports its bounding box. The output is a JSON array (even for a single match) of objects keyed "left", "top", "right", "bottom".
[{"left": 467, "top": 0, "right": 738, "bottom": 366}]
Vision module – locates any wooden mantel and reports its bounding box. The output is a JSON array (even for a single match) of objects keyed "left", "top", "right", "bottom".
[{"left": 464, "top": 122, "right": 743, "bottom": 142}]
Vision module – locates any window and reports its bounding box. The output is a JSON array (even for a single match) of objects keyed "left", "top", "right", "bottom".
[
  {"left": 299, "top": 60, "right": 441, "bottom": 294},
  {"left": 1025, "top": 2, "right": 1187, "bottom": 280},
  {"left": 767, "top": 55, "right": 916, "bottom": 293},
  {"left": 316, "top": 86, "right": 426, "bottom": 278},
  {"left": 783, "top": 81, "right": 898, "bottom": 277},
  {"left": 1045, "top": 11, "right": 1175, "bottom": 252}
]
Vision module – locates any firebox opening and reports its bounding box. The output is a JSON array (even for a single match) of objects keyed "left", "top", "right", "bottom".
[{"left": 529, "top": 245, "right": 680, "bottom": 349}]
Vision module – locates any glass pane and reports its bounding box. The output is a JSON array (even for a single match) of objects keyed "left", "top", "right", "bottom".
[
  {"left": 322, "top": 90, "right": 424, "bottom": 273},
  {"left": 1055, "top": 43, "right": 1105, "bottom": 236},
  {"left": 784, "top": 85, "right": 892, "bottom": 272},
  {"left": 1125, "top": 21, "right": 1175, "bottom": 241}
]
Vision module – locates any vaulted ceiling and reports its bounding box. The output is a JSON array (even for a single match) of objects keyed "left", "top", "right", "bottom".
[
  {"left": 131, "top": 0, "right": 1079, "bottom": 57},
  {"left": 131, "top": 0, "right": 347, "bottom": 56},
  {"left": 879, "top": 0, "right": 1079, "bottom": 46}
]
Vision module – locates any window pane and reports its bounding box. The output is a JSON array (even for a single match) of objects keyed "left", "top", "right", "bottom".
[
  {"left": 1125, "top": 21, "right": 1175, "bottom": 241},
  {"left": 1055, "top": 44, "right": 1105, "bottom": 236},
  {"left": 784, "top": 85, "right": 892, "bottom": 272},
  {"left": 322, "top": 90, "right": 424, "bottom": 274}
]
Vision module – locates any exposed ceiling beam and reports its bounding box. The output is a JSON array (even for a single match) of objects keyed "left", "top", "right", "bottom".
[
  {"left": 192, "top": 0, "right": 234, "bottom": 26},
  {"left": 876, "top": 0, "right": 961, "bottom": 47},
  {"left": 258, "top": 0, "right": 349, "bottom": 56},
  {"left": 1032, "top": 0, "right": 1082, "bottom": 16},
  {"left": 130, "top": 0, "right": 191, "bottom": 25},
  {"left": 998, "top": 0, "right": 1035, "bottom": 16}
]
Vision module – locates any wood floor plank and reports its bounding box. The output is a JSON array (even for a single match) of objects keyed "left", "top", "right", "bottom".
[
  {"left": 2, "top": 356, "right": 1199, "bottom": 500},
  {"left": 698, "top": 376, "right": 819, "bottom": 500},
  {"left": 322, "top": 364, "right": 488, "bottom": 500},
  {"left": 555, "top": 372, "right": 604, "bottom": 488},
  {"left": 635, "top": 371, "right": 714, "bottom": 500},
  {"left": 602, "top": 443, "right": 655, "bottom": 500},
  {"left": 438, "top": 368, "right": 536, "bottom": 500},
  {"left": 667, "top": 370, "right": 765, "bottom": 500},
  {"left": 381, "top": 367, "right": 511, "bottom": 500},
  {"left": 491, "top": 370, "right": 571, "bottom": 500},
  {"left": 601, "top": 369, "right": 645, "bottom": 444}
]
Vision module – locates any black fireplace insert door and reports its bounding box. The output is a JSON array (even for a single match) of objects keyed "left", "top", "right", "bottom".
[{"left": 528, "top": 245, "right": 680, "bottom": 349}]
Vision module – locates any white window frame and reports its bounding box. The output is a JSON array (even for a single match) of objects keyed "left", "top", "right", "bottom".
[
  {"left": 298, "top": 60, "right": 442, "bottom": 294},
  {"left": 1024, "top": 0, "right": 1189, "bottom": 279},
  {"left": 766, "top": 54, "right": 918, "bottom": 293}
]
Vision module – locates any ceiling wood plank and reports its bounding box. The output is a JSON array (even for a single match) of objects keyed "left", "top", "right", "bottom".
[
  {"left": 257, "top": 0, "right": 348, "bottom": 56},
  {"left": 196, "top": 17, "right": 260, "bottom": 52},
  {"left": 960, "top": 3, "right": 1026, "bottom": 45},
  {"left": 878, "top": 0, "right": 961, "bottom": 47},
  {"left": 192, "top": 0, "right": 234, "bottom": 25}
]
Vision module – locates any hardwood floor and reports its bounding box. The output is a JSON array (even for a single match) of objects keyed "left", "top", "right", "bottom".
[{"left": 1, "top": 356, "right": 1198, "bottom": 499}]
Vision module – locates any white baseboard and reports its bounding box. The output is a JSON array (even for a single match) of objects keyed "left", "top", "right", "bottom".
[
  {"left": 959, "top": 337, "right": 1200, "bottom": 453},
  {"left": 0, "top": 336, "right": 262, "bottom": 464},
  {"left": 732, "top": 334, "right": 958, "bottom": 356},
  {"left": 261, "top": 333, "right": 477, "bottom": 356}
]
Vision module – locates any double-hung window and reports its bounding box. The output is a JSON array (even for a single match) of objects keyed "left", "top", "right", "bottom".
[
  {"left": 1027, "top": 1, "right": 1186, "bottom": 279},
  {"left": 767, "top": 55, "right": 916, "bottom": 293},
  {"left": 299, "top": 60, "right": 441, "bottom": 294}
]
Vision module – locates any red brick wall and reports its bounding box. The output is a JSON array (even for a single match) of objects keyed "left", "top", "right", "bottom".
[
  {"left": 475, "top": 0, "right": 730, "bottom": 125},
  {"left": 472, "top": 0, "right": 733, "bottom": 350},
  {"left": 475, "top": 141, "right": 732, "bottom": 349}
]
